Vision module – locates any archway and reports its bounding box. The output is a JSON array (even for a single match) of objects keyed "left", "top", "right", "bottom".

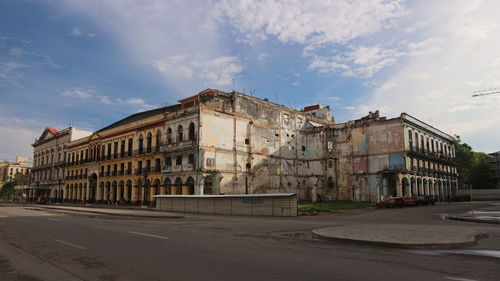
[
  {"left": 134, "top": 179, "right": 142, "bottom": 205},
  {"left": 143, "top": 179, "right": 150, "bottom": 205},
  {"left": 402, "top": 177, "right": 410, "bottom": 197},
  {"left": 89, "top": 173, "right": 97, "bottom": 203},
  {"left": 163, "top": 178, "right": 171, "bottom": 195},
  {"left": 186, "top": 177, "right": 195, "bottom": 195},
  {"left": 204, "top": 177, "right": 213, "bottom": 195},
  {"left": 111, "top": 181, "right": 117, "bottom": 203},
  {"left": 423, "top": 179, "right": 428, "bottom": 195},
  {"left": 105, "top": 181, "right": 111, "bottom": 203},
  {"left": 126, "top": 180, "right": 132, "bottom": 203},
  {"left": 417, "top": 178, "right": 422, "bottom": 195},
  {"left": 99, "top": 182, "right": 104, "bottom": 203},
  {"left": 174, "top": 177, "right": 182, "bottom": 195},
  {"left": 118, "top": 180, "right": 125, "bottom": 203}
]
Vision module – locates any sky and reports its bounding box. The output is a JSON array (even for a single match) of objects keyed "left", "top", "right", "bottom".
[{"left": 1, "top": 0, "right": 500, "bottom": 161}]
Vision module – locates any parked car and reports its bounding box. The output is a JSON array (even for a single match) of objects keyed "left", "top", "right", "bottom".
[
  {"left": 402, "top": 197, "right": 418, "bottom": 206},
  {"left": 422, "top": 195, "right": 437, "bottom": 205},
  {"left": 376, "top": 197, "right": 404, "bottom": 208}
]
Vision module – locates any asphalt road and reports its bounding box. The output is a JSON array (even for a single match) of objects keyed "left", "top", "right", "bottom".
[{"left": 0, "top": 202, "right": 499, "bottom": 281}]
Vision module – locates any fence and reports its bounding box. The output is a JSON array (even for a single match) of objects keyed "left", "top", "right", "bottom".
[
  {"left": 457, "top": 189, "right": 500, "bottom": 200},
  {"left": 155, "top": 193, "right": 297, "bottom": 217}
]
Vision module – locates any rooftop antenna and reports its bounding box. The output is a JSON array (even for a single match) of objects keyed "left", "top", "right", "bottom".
[{"left": 232, "top": 78, "right": 236, "bottom": 92}]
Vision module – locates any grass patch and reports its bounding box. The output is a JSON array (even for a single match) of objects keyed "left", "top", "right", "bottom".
[{"left": 298, "top": 200, "right": 374, "bottom": 213}]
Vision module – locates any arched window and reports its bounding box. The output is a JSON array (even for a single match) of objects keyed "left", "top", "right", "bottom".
[
  {"left": 167, "top": 128, "right": 172, "bottom": 144},
  {"left": 155, "top": 131, "right": 161, "bottom": 152},
  {"left": 146, "top": 133, "right": 152, "bottom": 153},
  {"left": 178, "top": 125, "right": 183, "bottom": 142},
  {"left": 408, "top": 130, "right": 413, "bottom": 150},
  {"left": 138, "top": 135, "right": 144, "bottom": 154},
  {"left": 188, "top": 122, "right": 195, "bottom": 141}
]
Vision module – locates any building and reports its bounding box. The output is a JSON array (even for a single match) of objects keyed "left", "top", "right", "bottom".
[
  {"left": 320, "top": 111, "right": 458, "bottom": 202},
  {"left": 63, "top": 105, "right": 179, "bottom": 205},
  {"left": 0, "top": 156, "right": 32, "bottom": 186},
  {"left": 46, "top": 89, "right": 458, "bottom": 205},
  {"left": 30, "top": 127, "right": 91, "bottom": 201},
  {"left": 489, "top": 151, "right": 500, "bottom": 188},
  {"left": 161, "top": 89, "right": 333, "bottom": 201}
]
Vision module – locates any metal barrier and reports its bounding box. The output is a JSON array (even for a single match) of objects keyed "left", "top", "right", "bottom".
[{"left": 155, "top": 193, "right": 297, "bottom": 217}]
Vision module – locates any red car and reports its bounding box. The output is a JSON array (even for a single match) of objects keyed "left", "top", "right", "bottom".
[
  {"left": 376, "top": 197, "right": 404, "bottom": 208},
  {"left": 401, "top": 197, "right": 418, "bottom": 206}
]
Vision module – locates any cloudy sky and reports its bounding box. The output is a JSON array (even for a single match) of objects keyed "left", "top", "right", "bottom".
[{"left": 1, "top": 0, "right": 499, "bottom": 161}]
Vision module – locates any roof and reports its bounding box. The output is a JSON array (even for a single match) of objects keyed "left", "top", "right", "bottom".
[
  {"left": 47, "top": 127, "right": 58, "bottom": 135},
  {"left": 97, "top": 104, "right": 181, "bottom": 133}
]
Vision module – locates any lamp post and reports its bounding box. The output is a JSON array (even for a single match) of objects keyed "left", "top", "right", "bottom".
[
  {"left": 57, "top": 178, "right": 62, "bottom": 203},
  {"left": 142, "top": 169, "right": 149, "bottom": 206}
]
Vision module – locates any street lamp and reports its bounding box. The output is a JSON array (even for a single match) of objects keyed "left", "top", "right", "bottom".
[
  {"left": 142, "top": 169, "right": 149, "bottom": 206},
  {"left": 57, "top": 178, "right": 62, "bottom": 203}
]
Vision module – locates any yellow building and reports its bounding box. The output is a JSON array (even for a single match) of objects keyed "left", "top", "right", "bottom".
[{"left": 64, "top": 105, "right": 178, "bottom": 205}]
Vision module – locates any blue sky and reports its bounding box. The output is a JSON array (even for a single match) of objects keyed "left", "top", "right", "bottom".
[{"left": 1, "top": 0, "right": 500, "bottom": 161}]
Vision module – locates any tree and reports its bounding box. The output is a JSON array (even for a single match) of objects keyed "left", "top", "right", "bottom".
[{"left": 454, "top": 135, "right": 495, "bottom": 189}]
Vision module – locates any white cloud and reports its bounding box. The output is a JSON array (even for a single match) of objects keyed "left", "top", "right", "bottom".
[
  {"left": 309, "top": 45, "right": 404, "bottom": 77},
  {"left": 213, "top": 0, "right": 404, "bottom": 48},
  {"left": 154, "top": 55, "right": 243, "bottom": 86},
  {"left": 99, "top": 95, "right": 112, "bottom": 104},
  {"left": 61, "top": 88, "right": 94, "bottom": 99},
  {"left": 69, "top": 26, "right": 95, "bottom": 37},
  {"left": 356, "top": 0, "right": 500, "bottom": 152},
  {"left": 344, "top": 106, "right": 355, "bottom": 110}
]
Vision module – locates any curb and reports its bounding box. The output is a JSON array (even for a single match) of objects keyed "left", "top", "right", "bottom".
[
  {"left": 446, "top": 215, "right": 500, "bottom": 225},
  {"left": 31, "top": 206, "right": 183, "bottom": 219},
  {"left": 311, "top": 229, "right": 488, "bottom": 249}
]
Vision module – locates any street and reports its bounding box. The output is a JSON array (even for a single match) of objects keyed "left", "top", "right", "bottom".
[{"left": 1, "top": 203, "right": 499, "bottom": 281}]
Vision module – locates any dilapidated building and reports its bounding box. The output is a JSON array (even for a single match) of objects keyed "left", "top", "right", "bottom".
[
  {"left": 35, "top": 88, "right": 457, "bottom": 205},
  {"left": 161, "top": 89, "right": 334, "bottom": 200},
  {"left": 320, "top": 111, "right": 458, "bottom": 203}
]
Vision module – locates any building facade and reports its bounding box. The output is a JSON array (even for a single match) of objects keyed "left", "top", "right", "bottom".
[
  {"left": 321, "top": 111, "right": 458, "bottom": 202},
  {"left": 64, "top": 105, "right": 179, "bottom": 206},
  {"left": 30, "top": 127, "right": 91, "bottom": 201},
  {"left": 0, "top": 156, "right": 32, "bottom": 186},
  {"left": 35, "top": 89, "right": 458, "bottom": 204}
]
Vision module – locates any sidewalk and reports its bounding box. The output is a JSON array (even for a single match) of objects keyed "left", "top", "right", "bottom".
[
  {"left": 312, "top": 224, "right": 487, "bottom": 249},
  {"left": 446, "top": 211, "right": 500, "bottom": 224},
  {"left": 29, "top": 204, "right": 183, "bottom": 219}
]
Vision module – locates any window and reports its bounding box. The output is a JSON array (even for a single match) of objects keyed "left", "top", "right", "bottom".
[
  {"left": 114, "top": 141, "right": 118, "bottom": 158},
  {"left": 128, "top": 138, "right": 133, "bottom": 156},
  {"left": 246, "top": 163, "right": 251, "bottom": 169},
  {"left": 188, "top": 122, "right": 195, "bottom": 141},
  {"left": 155, "top": 158, "right": 161, "bottom": 172},
  {"left": 176, "top": 155, "right": 182, "bottom": 165},
  {"left": 138, "top": 136, "right": 144, "bottom": 154},
  {"left": 167, "top": 128, "right": 172, "bottom": 144},
  {"left": 206, "top": 158, "right": 215, "bottom": 167},
  {"left": 156, "top": 131, "right": 161, "bottom": 152},
  {"left": 165, "top": 157, "right": 172, "bottom": 167},
  {"left": 121, "top": 140, "right": 125, "bottom": 157},
  {"left": 178, "top": 125, "right": 184, "bottom": 142},
  {"left": 301, "top": 146, "right": 306, "bottom": 151},
  {"left": 328, "top": 160, "right": 333, "bottom": 168},
  {"left": 147, "top": 133, "right": 152, "bottom": 153},
  {"left": 245, "top": 138, "right": 250, "bottom": 145},
  {"left": 188, "top": 154, "right": 194, "bottom": 164},
  {"left": 146, "top": 160, "right": 151, "bottom": 172},
  {"left": 107, "top": 143, "right": 112, "bottom": 159}
]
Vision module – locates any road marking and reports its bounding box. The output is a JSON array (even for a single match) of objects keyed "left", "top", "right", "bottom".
[
  {"left": 53, "top": 239, "right": 87, "bottom": 250},
  {"left": 0, "top": 215, "right": 8, "bottom": 218},
  {"left": 46, "top": 218, "right": 62, "bottom": 222},
  {"left": 445, "top": 277, "right": 478, "bottom": 281},
  {"left": 0, "top": 222, "right": 5, "bottom": 225},
  {"left": 127, "top": 231, "right": 169, "bottom": 240}
]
